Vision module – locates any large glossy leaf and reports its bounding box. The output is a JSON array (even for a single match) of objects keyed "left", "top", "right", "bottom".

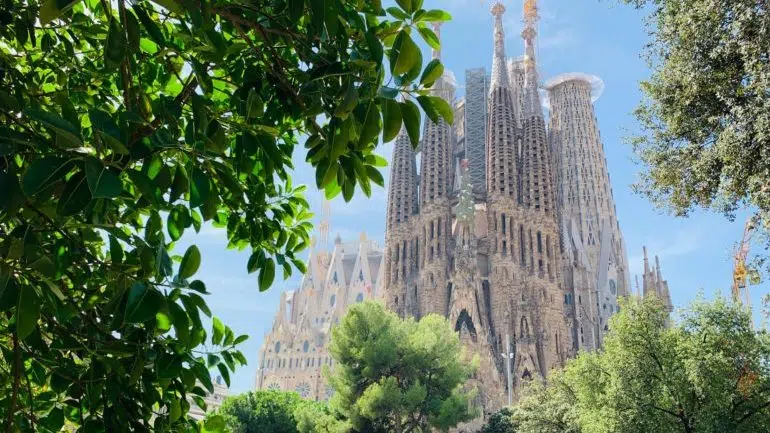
[
  {"left": 16, "top": 284, "right": 40, "bottom": 339},
  {"left": 85, "top": 157, "right": 122, "bottom": 198},
  {"left": 125, "top": 282, "right": 165, "bottom": 323},
  {"left": 179, "top": 245, "right": 201, "bottom": 279}
]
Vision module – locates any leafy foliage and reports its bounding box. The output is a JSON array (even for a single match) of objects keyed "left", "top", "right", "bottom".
[
  {"left": 0, "top": 0, "right": 451, "bottom": 430},
  {"left": 480, "top": 407, "right": 518, "bottom": 433},
  {"left": 294, "top": 400, "right": 350, "bottom": 433},
  {"left": 210, "top": 390, "right": 304, "bottom": 433},
  {"left": 326, "top": 301, "right": 478, "bottom": 433},
  {"left": 509, "top": 297, "right": 770, "bottom": 433},
  {"left": 621, "top": 0, "right": 770, "bottom": 227}
]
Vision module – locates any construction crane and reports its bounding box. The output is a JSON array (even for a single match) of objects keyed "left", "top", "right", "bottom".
[{"left": 732, "top": 216, "right": 759, "bottom": 310}]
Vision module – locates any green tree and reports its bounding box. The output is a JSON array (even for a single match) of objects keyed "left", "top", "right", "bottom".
[
  {"left": 511, "top": 376, "right": 579, "bottom": 433},
  {"left": 0, "top": 0, "right": 452, "bottom": 430},
  {"left": 513, "top": 297, "right": 770, "bottom": 433},
  {"left": 620, "top": 0, "right": 770, "bottom": 227},
  {"left": 294, "top": 400, "right": 351, "bottom": 433},
  {"left": 326, "top": 301, "right": 478, "bottom": 433},
  {"left": 481, "top": 407, "right": 517, "bottom": 433},
  {"left": 211, "top": 390, "right": 303, "bottom": 433}
]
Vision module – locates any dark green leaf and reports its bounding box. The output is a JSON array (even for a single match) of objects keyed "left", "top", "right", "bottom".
[
  {"left": 420, "top": 59, "right": 444, "bottom": 87},
  {"left": 21, "top": 157, "right": 70, "bottom": 197},
  {"left": 133, "top": 5, "right": 165, "bottom": 46},
  {"left": 16, "top": 284, "right": 40, "bottom": 339},
  {"left": 104, "top": 18, "right": 127, "bottom": 70},
  {"left": 190, "top": 167, "right": 210, "bottom": 208},
  {"left": 395, "top": 0, "right": 413, "bottom": 14},
  {"left": 258, "top": 257, "right": 275, "bottom": 292},
  {"left": 217, "top": 363, "right": 231, "bottom": 387},
  {"left": 400, "top": 100, "right": 421, "bottom": 147},
  {"left": 85, "top": 157, "right": 122, "bottom": 198},
  {"left": 24, "top": 108, "right": 81, "bottom": 145},
  {"left": 39, "top": 0, "right": 80, "bottom": 25},
  {"left": 179, "top": 245, "right": 201, "bottom": 279},
  {"left": 421, "top": 9, "right": 452, "bottom": 22},
  {"left": 125, "top": 282, "right": 165, "bottom": 323},
  {"left": 390, "top": 31, "right": 420, "bottom": 76},
  {"left": 381, "top": 98, "right": 402, "bottom": 143},
  {"left": 57, "top": 171, "right": 92, "bottom": 216}
]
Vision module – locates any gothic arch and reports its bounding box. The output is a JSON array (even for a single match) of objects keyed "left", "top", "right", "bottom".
[{"left": 455, "top": 309, "right": 478, "bottom": 342}]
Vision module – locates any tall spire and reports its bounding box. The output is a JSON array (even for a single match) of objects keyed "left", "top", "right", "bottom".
[
  {"left": 522, "top": 0, "right": 541, "bottom": 116},
  {"left": 385, "top": 129, "right": 419, "bottom": 231},
  {"left": 489, "top": 2, "right": 510, "bottom": 91}
]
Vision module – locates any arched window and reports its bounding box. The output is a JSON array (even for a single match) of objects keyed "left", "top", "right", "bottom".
[
  {"left": 355, "top": 293, "right": 364, "bottom": 303},
  {"left": 274, "top": 342, "right": 281, "bottom": 353},
  {"left": 359, "top": 269, "right": 364, "bottom": 281},
  {"left": 329, "top": 294, "right": 336, "bottom": 307},
  {"left": 332, "top": 272, "right": 338, "bottom": 284},
  {"left": 303, "top": 341, "right": 309, "bottom": 353},
  {"left": 520, "top": 316, "right": 530, "bottom": 339},
  {"left": 609, "top": 279, "right": 617, "bottom": 295}
]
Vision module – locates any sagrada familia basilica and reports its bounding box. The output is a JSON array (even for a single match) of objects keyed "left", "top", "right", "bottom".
[{"left": 254, "top": 0, "right": 673, "bottom": 418}]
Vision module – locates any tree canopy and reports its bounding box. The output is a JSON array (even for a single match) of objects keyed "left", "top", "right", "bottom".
[
  {"left": 326, "top": 301, "right": 478, "bottom": 433},
  {"left": 210, "top": 390, "right": 304, "bottom": 433},
  {"left": 0, "top": 0, "right": 452, "bottom": 431},
  {"left": 622, "top": 0, "right": 770, "bottom": 228},
  {"left": 508, "top": 297, "right": 770, "bottom": 433}
]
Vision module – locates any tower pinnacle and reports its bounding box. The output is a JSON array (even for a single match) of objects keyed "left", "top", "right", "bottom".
[
  {"left": 521, "top": 0, "right": 541, "bottom": 115},
  {"left": 489, "top": 2, "right": 510, "bottom": 91}
]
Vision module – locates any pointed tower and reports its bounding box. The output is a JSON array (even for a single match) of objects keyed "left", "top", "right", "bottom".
[
  {"left": 416, "top": 24, "right": 455, "bottom": 317},
  {"left": 383, "top": 129, "right": 420, "bottom": 317}
]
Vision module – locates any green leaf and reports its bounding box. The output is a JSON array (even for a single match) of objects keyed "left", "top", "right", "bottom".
[
  {"left": 133, "top": 5, "right": 165, "bottom": 46},
  {"left": 381, "top": 99, "right": 402, "bottom": 143},
  {"left": 109, "top": 235, "right": 124, "bottom": 264},
  {"left": 169, "top": 302, "right": 189, "bottom": 345},
  {"left": 190, "top": 168, "right": 210, "bottom": 208},
  {"left": 390, "top": 31, "right": 420, "bottom": 76},
  {"left": 421, "top": 9, "right": 452, "bottom": 22},
  {"left": 417, "top": 95, "right": 440, "bottom": 124},
  {"left": 24, "top": 108, "right": 82, "bottom": 145},
  {"left": 21, "top": 157, "right": 70, "bottom": 197},
  {"left": 258, "top": 257, "right": 275, "bottom": 292},
  {"left": 179, "top": 245, "right": 201, "bottom": 279},
  {"left": 386, "top": 7, "right": 409, "bottom": 20},
  {"left": 367, "top": 166, "right": 385, "bottom": 187},
  {"left": 359, "top": 102, "right": 381, "bottom": 146},
  {"left": 217, "top": 363, "right": 231, "bottom": 387},
  {"left": 39, "top": 0, "right": 80, "bottom": 25},
  {"left": 155, "top": 311, "right": 172, "bottom": 333},
  {"left": 189, "top": 280, "right": 209, "bottom": 294},
  {"left": 233, "top": 334, "right": 249, "bottom": 345},
  {"left": 85, "top": 157, "right": 122, "bottom": 198},
  {"left": 16, "top": 284, "right": 40, "bottom": 339},
  {"left": 420, "top": 59, "right": 444, "bottom": 87},
  {"left": 400, "top": 100, "right": 421, "bottom": 147},
  {"left": 212, "top": 317, "right": 224, "bottom": 345},
  {"left": 191, "top": 58, "right": 212, "bottom": 95},
  {"left": 395, "top": 0, "right": 413, "bottom": 14},
  {"left": 169, "top": 399, "right": 181, "bottom": 423},
  {"left": 170, "top": 165, "right": 189, "bottom": 203},
  {"left": 89, "top": 109, "right": 128, "bottom": 154},
  {"left": 418, "top": 27, "right": 440, "bottom": 50},
  {"left": 430, "top": 95, "right": 454, "bottom": 125},
  {"left": 125, "top": 9, "right": 141, "bottom": 52},
  {"left": 57, "top": 171, "right": 92, "bottom": 216},
  {"left": 247, "top": 250, "right": 264, "bottom": 274},
  {"left": 125, "top": 282, "right": 165, "bottom": 323},
  {"left": 104, "top": 18, "right": 127, "bottom": 70}
]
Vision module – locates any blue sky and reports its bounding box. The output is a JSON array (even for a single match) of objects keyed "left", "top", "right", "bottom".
[{"left": 178, "top": 0, "right": 768, "bottom": 394}]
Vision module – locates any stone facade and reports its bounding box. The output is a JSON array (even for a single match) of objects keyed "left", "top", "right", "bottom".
[
  {"left": 382, "top": 1, "right": 630, "bottom": 413},
  {"left": 253, "top": 233, "right": 384, "bottom": 400}
]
